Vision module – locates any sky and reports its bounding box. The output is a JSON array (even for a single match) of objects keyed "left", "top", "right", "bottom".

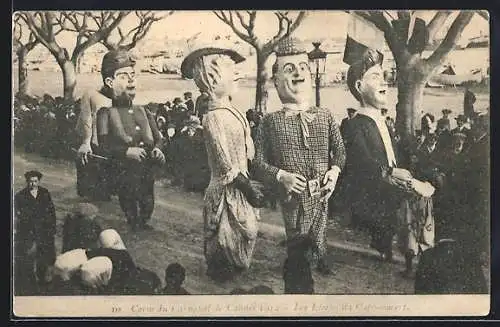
[{"left": 44, "top": 10, "right": 488, "bottom": 51}]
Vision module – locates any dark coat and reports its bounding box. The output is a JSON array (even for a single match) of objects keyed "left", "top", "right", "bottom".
[
  {"left": 415, "top": 240, "right": 487, "bottom": 294},
  {"left": 337, "top": 114, "right": 403, "bottom": 226},
  {"left": 14, "top": 186, "right": 57, "bottom": 262},
  {"left": 62, "top": 213, "right": 102, "bottom": 253},
  {"left": 185, "top": 99, "right": 195, "bottom": 116}
]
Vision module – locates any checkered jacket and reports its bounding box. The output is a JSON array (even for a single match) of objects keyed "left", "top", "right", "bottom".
[{"left": 252, "top": 107, "right": 346, "bottom": 255}]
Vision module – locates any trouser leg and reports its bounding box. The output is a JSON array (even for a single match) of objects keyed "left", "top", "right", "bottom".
[{"left": 138, "top": 165, "right": 155, "bottom": 224}]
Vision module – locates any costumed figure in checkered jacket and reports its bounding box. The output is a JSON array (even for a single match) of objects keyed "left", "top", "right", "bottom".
[{"left": 252, "top": 37, "right": 346, "bottom": 276}]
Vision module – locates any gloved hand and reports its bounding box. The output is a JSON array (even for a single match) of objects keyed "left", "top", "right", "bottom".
[{"left": 233, "top": 173, "right": 266, "bottom": 208}]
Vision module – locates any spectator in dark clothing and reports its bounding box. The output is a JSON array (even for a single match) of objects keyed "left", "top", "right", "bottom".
[
  {"left": 464, "top": 87, "right": 476, "bottom": 120},
  {"left": 184, "top": 92, "right": 195, "bottom": 116},
  {"left": 339, "top": 108, "right": 357, "bottom": 146},
  {"left": 452, "top": 114, "right": 472, "bottom": 150},
  {"left": 179, "top": 117, "right": 210, "bottom": 193},
  {"left": 415, "top": 238, "right": 487, "bottom": 294},
  {"left": 156, "top": 102, "right": 171, "bottom": 122},
  {"left": 436, "top": 120, "right": 453, "bottom": 153},
  {"left": 170, "top": 99, "right": 190, "bottom": 133},
  {"left": 127, "top": 267, "right": 162, "bottom": 295},
  {"left": 62, "top": 203, "right": 102, "bottom": 253},
  {"left": 463, "top": 114, "right": 489, "bottom": 258},
  {"left": 160, "top": 263, "right": 190, "bottom": 295},
  {"left": 14, "top": 170, "right": 57, "bottom": 295},
  {"left": 421, "top": 113, "right": 435, "bottom": 137},
  {"left": 195, "top": 90, "right": 210, "bottom": 123},
  {"left": 437, "top": 109, "right": 452, "bottom": 132}
]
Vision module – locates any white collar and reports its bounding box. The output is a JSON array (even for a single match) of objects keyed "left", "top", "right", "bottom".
[{"left": 282, "top": 102, "right": 311, "bottom": 112}]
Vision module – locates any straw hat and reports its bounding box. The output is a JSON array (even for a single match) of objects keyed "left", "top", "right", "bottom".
[{"left": 180, "top": 36, "right": 246, "bottom": 79}]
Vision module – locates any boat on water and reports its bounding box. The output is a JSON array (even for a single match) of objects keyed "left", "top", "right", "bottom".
[
  {"left": 465, "top": 35, "right": 489, "bottom": 49},
  {"left": 426, "top": 62, "right": 486, "bottom": 88}
]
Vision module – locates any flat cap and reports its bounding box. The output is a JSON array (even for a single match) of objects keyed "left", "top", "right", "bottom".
[
  {"left": 275, "top": 37, "right": 307, "bottom": 57},
  {"left": 101, "top": 50, "right": 137, "bottom": 78}
]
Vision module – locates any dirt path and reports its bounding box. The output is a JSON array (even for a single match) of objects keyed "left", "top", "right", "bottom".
[{"left": 12, "top": 151, "right": 414, "bottom": 295}]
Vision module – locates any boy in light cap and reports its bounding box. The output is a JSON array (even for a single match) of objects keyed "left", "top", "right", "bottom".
[
  {"left": 181, "top": 46, "right": 264, "bottom": 281},
  {"left": 252, "top": 37, "right": 346, "bottom": 275}
]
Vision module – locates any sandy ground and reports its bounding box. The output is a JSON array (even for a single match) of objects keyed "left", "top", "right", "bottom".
[{"left": 12, "top": 151, "right": 418, "bottom": 295}]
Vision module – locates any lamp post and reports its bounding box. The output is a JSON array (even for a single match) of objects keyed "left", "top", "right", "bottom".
[{"left": 308, "top": 42, "right": 327, "bottom": 107}]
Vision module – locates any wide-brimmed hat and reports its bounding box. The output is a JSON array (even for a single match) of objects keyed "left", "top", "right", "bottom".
[
  {"left": 455, "top": 114, "right": 469, "bottom": 122},
  {"left": 181, "top": 47, "right": 245, "bottom": 79},
  {"left": 442, "top": 109, "right": 452, "bottom": 114}
]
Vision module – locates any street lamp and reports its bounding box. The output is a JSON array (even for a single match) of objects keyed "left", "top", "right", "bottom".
[{"left": 308, "top": 41, "right": 327, "bottom": 107}]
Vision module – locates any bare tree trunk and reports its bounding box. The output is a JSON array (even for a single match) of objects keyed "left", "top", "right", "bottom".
[
  {"left": 17, "top": 47, "right": 30, "bottom": 96},
  {"left": 396, "top": 74, "right": 426, "bottom": 138},
  {"left": 255, "top": 51, "right": 269, "bottom": 113},
  {"left": 60, "top": 60, "right": 77, "bottom": 100},
  {"left": 75, "top": 55, "right": 84, "bottom": 74}
]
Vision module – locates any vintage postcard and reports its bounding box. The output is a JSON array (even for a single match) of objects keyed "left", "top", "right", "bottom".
[{"left": 12, "top": 10, "right": 490, "bottom": 317}]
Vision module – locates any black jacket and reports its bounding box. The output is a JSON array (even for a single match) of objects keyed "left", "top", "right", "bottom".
[
  {"left": 14, "top": 186, "right": 56, "bottom": 262},
  {"left": 338, "top": 114, "right": 402, "bottom": 222}
]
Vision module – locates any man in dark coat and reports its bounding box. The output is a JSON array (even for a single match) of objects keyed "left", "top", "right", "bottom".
[
  {"left": 62, "top": 203, "right": 102, "bottom": 253},
  {"left": 195, "top": 90, "right": 210, "bottom": 123},
  {"left": 14, "top": 170, "right": 57, "bottom": 295},
  {"left": 437, "top": 108, "right": 452, "bottom": 133},
  {"left": 339, "top": 49, "right": 411, "bottom": 262},
  {"left": 414, "top": 238, "right": 487, "bottom": 294},
  {"left": 464, "top": 114, "right": 489, "bottom": 258},
  {"left": 184, "top": 92, "right": 195, "bottom": 116},
  {"left": 95, "top": 50, "right": 166, "bottom": 231},
  {"left": 339, "top": 108, "right": 357, "bottom": 146},
  {"left": 464, "top": 87, "right": 476, "bottom": 120}
]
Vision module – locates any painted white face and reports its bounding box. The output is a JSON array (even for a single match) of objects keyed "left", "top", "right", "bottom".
[
  {"left": 206, "top": 54, "right": 238, "bottom": 98},
  {"left": 356, "top": 64, "right": 387, "bottom": 109},
  {"left": 273, "top": 54, "right": 312, "bottom": 105},
  {"left": 105, "top": 66, "right": 137, "bottom": 100}
]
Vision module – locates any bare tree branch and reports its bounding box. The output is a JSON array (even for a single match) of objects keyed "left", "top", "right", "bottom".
[
  {"left": 427, "top": 10, "right": 453, "bottom": 44},
  {"left": 101, "top": 11, "right": 169, "bottom": 50},
  {"left": 263, "top": 11, "right": 307, "bottom": 54},
  {"left": 213, "top": 10, "right": 256, "bottom": 46},
  {"left": 476, "top": 10, "right": 489, "bottom": 20},
  {"left": 426, "top": 10, "right": 474, "bottom": 67},
  {"left": 397, "top": 10, "right": 410, "bottom": 20},
  {"left": 354, "top": 10, "right": 405, "bottom": 60}
]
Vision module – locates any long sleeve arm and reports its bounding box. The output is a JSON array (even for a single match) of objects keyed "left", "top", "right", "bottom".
[
  {"left": 75, "top": 91, "right": 93, "bottom": 145},
  {"left": 145, "top": 108, "right": 164, "bottom": 149},
  {"left": 203, "top": 111, "right": 240, "bottom": 185},
  {"left": 252, "top": 118, "right": 281, "bottom": 185},
  {"left": 328, "top": 112, "right": 346, "bottom": 171}
]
